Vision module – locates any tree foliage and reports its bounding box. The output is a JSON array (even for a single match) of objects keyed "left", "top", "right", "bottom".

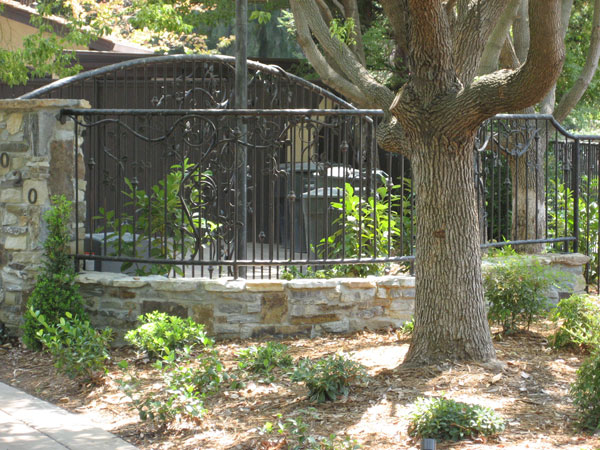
[{"left": 0, "top": 0, "right": 109, "bottom": 86}]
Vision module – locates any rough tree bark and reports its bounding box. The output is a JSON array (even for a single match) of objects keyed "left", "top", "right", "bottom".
[{"left": 289, "top": 0, "right": 565, "bottom": 364}]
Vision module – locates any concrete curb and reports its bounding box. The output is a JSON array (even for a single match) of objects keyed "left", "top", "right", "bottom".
[{"left": 0, "top": 382, "right": 137, "bottom": 449}]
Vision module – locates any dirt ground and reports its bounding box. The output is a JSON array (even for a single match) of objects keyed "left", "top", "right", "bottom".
[{"left": 1, "top": 322, "right": 599, "bottom": 450}]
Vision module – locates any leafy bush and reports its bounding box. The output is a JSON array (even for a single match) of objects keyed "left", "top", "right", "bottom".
[
  {"left": 292, "top": 354, "right": 368, "bottom": 403},
  {"left": 96, "top": 159, "right": 219, "bottom": 277},
  {"left": 118, "top": 346, "right": 228, "bottom": 423},
  {"left": 318, "top": 182, "right": 412, "bottom": 277},
  {"left": 547, "top": 176, "right": 599, "bottom": 284},
  {"left": 22, "top": 196, "right": 88, "bottom": 350},
  {"left": 570, "top": 350, "right": 600, "bottom": 431},
  {"left": 548, "top": 294, "right": 600, "bottom": 350},
  {"left": 125, "top": 311, "right": 212, "bottom": 358},
  {"left": 407, "top": 397, "right": 506, "bottom": 441},
  {"left": 118, "top": 360, "right": 206, "bottom": 423},
  {"left": 237, "top": 342, "right": 294, "bottom": 375},
  {"left": 400, "top": 317, "right": 414, "bottom": 335},
  {"left": 32, "top": 309, "right": 112, "bottom": 383},
  {"left": 483, "top": 257, "right": 562, "bottom": 334},
  {"left": 261, "top": 413, "right": 361, "bottom": 449},
  {"left": 161, "top": 348, "right": 228, "bottom": 396}
]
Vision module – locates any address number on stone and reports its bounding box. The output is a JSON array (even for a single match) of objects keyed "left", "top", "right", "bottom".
[{"left": 28, "top": 188, "right": 38, "bottom": 204}]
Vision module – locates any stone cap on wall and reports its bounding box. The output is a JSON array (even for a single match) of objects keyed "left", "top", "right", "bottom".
[
  {"left": 0, "top": 99, "right": 90, "bottom": 111},
  {"left": 75, "top": 271, "right": 416, "bottom": 291},
  {"left": 483, "top": 252, "right": 591, "bottom": 267}
]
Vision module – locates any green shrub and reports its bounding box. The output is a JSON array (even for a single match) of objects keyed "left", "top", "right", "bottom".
[
  {"left": 407, "top": 397, "right": 506, "bottom": 441},
  {"left": 237, "top": 342, "right": 294, "bottom": 375},
  {"left": 32, "top": 309, "right": 112, "bottom": 383},
  {"left": 118, "top": 347, "right": 227, "bottom": 423},
  {"left": 118, "top": 360, "right": 206, "bottom": 423},
  {"left": 400, "top": 317, "right": 414, "bottom": 335},
  {"left": 161, "top": 348, "right": 228, "bottom": 396},
  {"left": 547, "top": 176, "right": 599, "bottom": 285},
  {"left": 292, "top": 354, "right": 368, "bottom": 403},
  {"left": 22, "top": 196, "right": 88, "bottom": 350},
  {"left": 548, "top": 294, "right": 600, "bottom": 350},
  {"left": 483, "top": 257, "right": 562, "bottom": 334},
  {"left": 125, "top": 311, "right": 212, "bottom": 358},
  {"left": 96, "top": 159, "right": 219, "bottom": 277},
  {"left": 261, "top": 413, "right": 361, "bottom": 449},
  {"left": 319, "top": 182, "right": 412, "bottom": 277},
  {"left": 570, "top": 350, "right": 600, "bottom": 431}
]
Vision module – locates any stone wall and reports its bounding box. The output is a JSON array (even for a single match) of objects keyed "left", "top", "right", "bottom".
[
  {"left": 0, "top": 99, "right": 88, "bottom": 331},
  {"left": 77, "top": 273, "right": 415, "bottom": 344},
  {"left": 76, "top": 253, "right": 588, "bottom": 344}
]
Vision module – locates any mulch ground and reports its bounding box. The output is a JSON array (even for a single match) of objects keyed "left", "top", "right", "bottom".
[{"left": 0, "top": 322, "right": 599, "bottom": 450}]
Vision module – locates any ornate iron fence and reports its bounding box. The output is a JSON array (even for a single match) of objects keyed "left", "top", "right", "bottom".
[
  {"left": 18, "top": 54, "right": 600, "bottom": 286},
  {"left": 62, "top": 107, "right": 600, "bottom": 287},
  {"left": 64, "top": 108, "right": 415, "bottom": 279},
  {"left": 477, "top": 114, "right": 600, "bottom": 288}
]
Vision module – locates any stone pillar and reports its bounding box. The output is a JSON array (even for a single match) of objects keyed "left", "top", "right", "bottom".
[{"left": 0, "top": 99, "right": 89, "bottom": 333}]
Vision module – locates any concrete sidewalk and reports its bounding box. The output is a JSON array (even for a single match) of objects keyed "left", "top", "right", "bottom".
[{"left": 0, "top": 382, "right": 137, "bottom": 450}]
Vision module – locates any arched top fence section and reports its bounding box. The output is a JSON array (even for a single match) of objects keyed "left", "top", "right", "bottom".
[{"left": 18, "top": 54, "right": 354, "bottom": 111}]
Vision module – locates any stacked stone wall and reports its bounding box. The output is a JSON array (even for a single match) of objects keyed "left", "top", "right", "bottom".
[
  {"left": 77, "top": 273, "right": 415, "bottom": 344},
  {"left": 0, "top": 99, "right": 88, "bottom": 331},
  {"left": 76, "top": 251, "right": 588, "bottom": 344}
]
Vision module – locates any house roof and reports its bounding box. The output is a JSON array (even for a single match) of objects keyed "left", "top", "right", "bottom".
[{"left": 0, "top": 0, "right": 153, "bottom": 54}]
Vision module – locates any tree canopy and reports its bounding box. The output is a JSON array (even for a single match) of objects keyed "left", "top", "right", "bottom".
[{"left": 2, "top": 1, "right": 597, "bottom": 129}]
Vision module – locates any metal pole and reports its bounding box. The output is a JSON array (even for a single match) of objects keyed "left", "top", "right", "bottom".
[
  {"left": 235, "top": 0, "right": 248, "bottom": 278},
  {"left": 572, "top": 139, "right": 580, "bottom": 253}
]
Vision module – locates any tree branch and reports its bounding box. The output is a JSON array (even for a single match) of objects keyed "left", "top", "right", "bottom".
[
  {"left": 314, "top": 0, "right": 334, "bottom": 24},
  {"left": 451, "top": 0, "right": 565, "bottom": 132},
  {"left": 343, "top": 0, "right": 366, "bottom": 66},
  {"left": 478, "top": 0, "right": 521, "bottom": 75},
  {"left": 291, "top": 2, "right": 367, "bottom": 107},
  {"left": 404, "top": 0, "right": 456, "bottom": 103},
  {"left": 554, "top": 0, "right": 600, "bottom": 122},
  {"left": 513, "top": 0, "right": 530, "bottom": 63},
  {"left": 377, "top": 113, "right": 412, "bottom": 158},
  {"left": 499, "top": 35, "right": 520, "bottom": 69},
  {"left": 290, "top": 0, "right": 394, "bottom": 109},
  {"left": 330, "top": 0, "right": 346, "bottom": 16},
  {"left": 380, "top": 0, "right": 409, "bottom": 62},
  {"left": 452, "top": 0, "right": 510, "bottom": 83}
]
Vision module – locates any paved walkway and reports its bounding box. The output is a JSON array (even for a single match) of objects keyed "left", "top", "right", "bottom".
[{"left": 0, "top": 382, "right": 137, "bottom": 450}]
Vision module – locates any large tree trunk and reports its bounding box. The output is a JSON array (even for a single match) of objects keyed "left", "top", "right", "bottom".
[
  {"left": 404, "top": 133, "right": 496, "bottom": 364},
  {"left": 291, "top": 0, "right": 564, "bottom": 364}
]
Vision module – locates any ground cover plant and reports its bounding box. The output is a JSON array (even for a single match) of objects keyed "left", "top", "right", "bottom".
[
  {"left": 570, "top": 349, "right": 600, "bottom": 432},
  {"left": 125, "top": 311, "right": 212, "bottom": 358},
  {"left": 483, "top": 257, "right": 563, "bottom": 334},
  {"left": 1, "top": 322, "right": 599, "bottom": 449},
  {"left": 237, "top": 341, "right": 294, "bottom": 375},
  {"left": 31, "top": 309, "right": 113, "bottom": 383},
  {"left": 291, "top": 354, "right": 369, "bottom": 403},
  {"left": 549, "top": 294, "right": 600, "bottom": 350},
  {"left": 407, "top": 396, "right": 506, "bottom": 441}
]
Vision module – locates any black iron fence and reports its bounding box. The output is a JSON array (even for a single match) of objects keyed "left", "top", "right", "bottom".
[{"left": 63, "top": 108, "right": 600, "bottom": 288}]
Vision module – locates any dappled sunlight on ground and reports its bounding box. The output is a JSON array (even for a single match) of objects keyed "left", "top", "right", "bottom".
[{"left": 0, "top": 324, "right": 599, "bottom": 449}]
